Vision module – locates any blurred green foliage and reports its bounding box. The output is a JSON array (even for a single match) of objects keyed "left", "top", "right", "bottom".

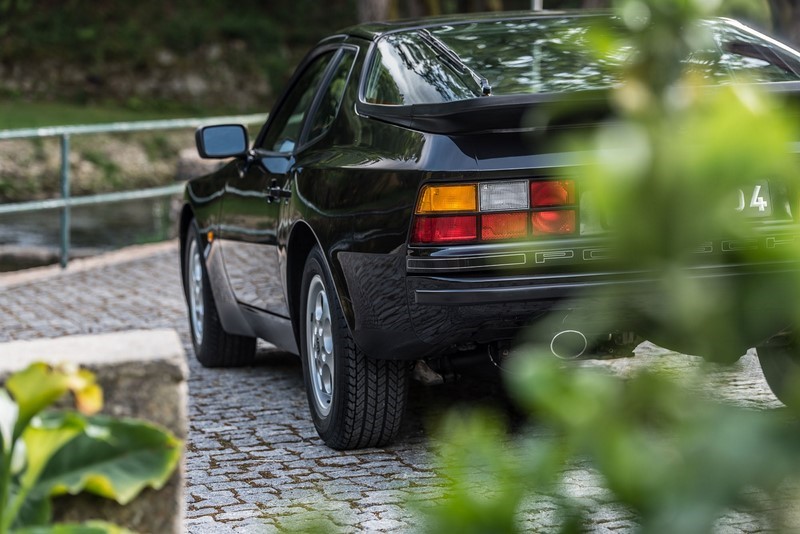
[
  {"left": 421, "top": 0, "right": 800, "bottom": 531},
  {"left": 577, "top": 0, "right": 800, "bottom": 361},
  {"left": 0, "top": 1, "right": 332, "bottom": 80},
  {"left": 421, "top": 355, "right": 800, "bottom": 533}
]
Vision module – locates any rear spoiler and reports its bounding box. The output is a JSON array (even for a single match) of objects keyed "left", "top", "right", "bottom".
[
  {"left": 355, "top": 92, "right": 610, "bottom": 135},
  {"left": 356, "top": 81, "right": 800, "bottom": 136}
]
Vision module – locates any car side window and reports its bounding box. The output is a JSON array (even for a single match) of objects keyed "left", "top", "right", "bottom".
[
  {"left": 307, "top": 51, "right": 355, "bottom": 142},
  {"left": 260, "top": 51, "right": 335, "bottom": 153}
]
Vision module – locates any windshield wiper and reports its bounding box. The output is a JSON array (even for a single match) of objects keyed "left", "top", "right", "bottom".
[{"left": 418, "top": 29, "right": 492, "bottom": 96}]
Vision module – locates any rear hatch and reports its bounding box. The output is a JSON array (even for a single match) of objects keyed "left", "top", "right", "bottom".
[{"left": 358, "top": 90, "right": 800, "bottom": 278}]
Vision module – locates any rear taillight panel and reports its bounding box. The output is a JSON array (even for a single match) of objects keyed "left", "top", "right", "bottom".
[{"left": 411, "top": 179, "right": 578, "bottom": 245}]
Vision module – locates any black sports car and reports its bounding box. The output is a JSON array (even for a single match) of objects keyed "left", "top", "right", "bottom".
[{"left": 180, "top": 11, "right": 800, "bottom": 449}]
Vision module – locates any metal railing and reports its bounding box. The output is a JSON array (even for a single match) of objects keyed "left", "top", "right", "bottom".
[{"left": 0, "top": 113, "right": 265, "bottom": 268}]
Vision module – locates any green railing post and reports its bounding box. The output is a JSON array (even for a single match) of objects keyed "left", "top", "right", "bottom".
[{"left": 60, "top": 134, "right": 70, "bottom": 269}]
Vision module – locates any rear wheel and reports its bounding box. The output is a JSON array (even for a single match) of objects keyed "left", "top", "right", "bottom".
[
  {"left": 184, "top": 220, "right": 255, "bottom": 367},
  {"left": 757, "top": 335, "right": 800, "bottom": 408},
  {"left": 300, "top": 246, "right": 409, "bottom": 449}
]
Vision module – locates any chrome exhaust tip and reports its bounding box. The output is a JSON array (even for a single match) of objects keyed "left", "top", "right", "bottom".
[{"left": 550, "top": 330, "right": 588, "bottom": 360}]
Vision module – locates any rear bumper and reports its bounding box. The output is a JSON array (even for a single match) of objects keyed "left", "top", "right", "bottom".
[
  {"left": 339, "top": 248, "right": 799, "bottom": 360},
  {"left": 412, "top": 262, "right": 797, "bottom": 305},
  {"left": 414, "top": 272, "right": 652, "bottom": 305}
]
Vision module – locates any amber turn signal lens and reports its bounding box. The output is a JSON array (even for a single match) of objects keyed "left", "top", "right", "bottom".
[{"left": 416, "top": 184, "right": 477, "bottom": 214}]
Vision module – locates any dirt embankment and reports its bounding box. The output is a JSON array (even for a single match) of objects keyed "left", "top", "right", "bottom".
[{"left": 0, "top": 131, "right": 222, "bottom": 202}]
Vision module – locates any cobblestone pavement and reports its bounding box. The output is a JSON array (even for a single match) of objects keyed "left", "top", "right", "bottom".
[{"left": 0, "top": 241, "right": 789, "bottom": 532}]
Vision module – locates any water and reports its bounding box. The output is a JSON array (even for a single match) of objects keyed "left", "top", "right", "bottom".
[{"left": 0, "top": 195, "right": 178, "bottom": 271}]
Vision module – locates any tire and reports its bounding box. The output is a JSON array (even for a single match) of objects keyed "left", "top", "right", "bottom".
[
  {"left": 183, "top": 220, "right": 256, "bottom": 367},
  {"left": 757, "top": 336, "right": 800, "bottom": 408},
  {"left": 300, "top": 246, "right": 409, "bottom": 449}
]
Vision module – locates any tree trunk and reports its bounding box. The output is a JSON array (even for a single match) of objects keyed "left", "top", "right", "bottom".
[
  {"left": 485, "top": 0, "right": 503, "bottom": 11},
  {"left": 425, "top": 0, "right": 442, "bottom": 16},
  {"left": 357, "top": 0, "right": 391, "bottom": 22}
]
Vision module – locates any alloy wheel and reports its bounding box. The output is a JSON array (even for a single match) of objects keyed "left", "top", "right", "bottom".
[
  {"left": 187, "top": 238, "right": 205, "bottom": 345},
  {"left": 306, "top": 274, "right": 334, "bottom": 416}
]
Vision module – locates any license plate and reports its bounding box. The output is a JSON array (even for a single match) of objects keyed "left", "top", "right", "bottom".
[{"left": 735, "top": 181, "right": 772, "bottom": 218}]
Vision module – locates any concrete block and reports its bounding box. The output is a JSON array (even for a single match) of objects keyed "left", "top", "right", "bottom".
[{"left": 0, "top": 329, "right": 188, "bottom": 534}]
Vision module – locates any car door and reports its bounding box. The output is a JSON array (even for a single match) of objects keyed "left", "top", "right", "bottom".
[{"left": 217, "top": 48, "right": 342, "bottom": 317}]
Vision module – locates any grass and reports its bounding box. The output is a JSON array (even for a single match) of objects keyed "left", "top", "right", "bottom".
[{"left": 0, "top": 100, "right": 234, "bottom": 130}]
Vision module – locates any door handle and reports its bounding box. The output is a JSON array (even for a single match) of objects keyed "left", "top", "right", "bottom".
[{"left": 267, "top": 179, "right": 292, "bottom": 201}]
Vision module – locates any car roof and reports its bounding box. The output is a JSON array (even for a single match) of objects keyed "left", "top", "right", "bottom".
[{"left": 336, "top": 9, "right": 606, "bottom": 41}]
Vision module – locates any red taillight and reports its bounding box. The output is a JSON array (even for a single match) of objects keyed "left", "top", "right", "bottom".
[
  {"left": 531, "top": 180, "right": 575, "bottom": 207},
  {"left": 530, "top": 180, "right": 576, "bottom": 236},
  {"left": 412, "top": 215, "right": 477, "bottom": 244},
  {"left": 532, "top": 210, "right": 576, "bottom": 235},
  {"left": 411, "top": 178, "right": 577, "bottom": 244},
  {"left": 481, "top": 212, "right": 527, "bottom": 240}
]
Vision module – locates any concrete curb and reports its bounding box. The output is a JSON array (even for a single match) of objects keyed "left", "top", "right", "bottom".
[{"left": 0, "top": 239, "right": 179, "bottom": 289}]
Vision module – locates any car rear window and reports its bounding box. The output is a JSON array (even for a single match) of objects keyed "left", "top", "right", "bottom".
[{"left": 363, "top": 17, "right": 800, "bottom": 106}]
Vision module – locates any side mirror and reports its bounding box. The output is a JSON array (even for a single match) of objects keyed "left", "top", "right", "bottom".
[{"left": 196, "top": 124, "right": 248, "bottom": 159}]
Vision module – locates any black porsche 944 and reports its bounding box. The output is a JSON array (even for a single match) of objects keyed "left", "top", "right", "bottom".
[{"left": 180, "top": 11, "right": 800, "bottom": 449}]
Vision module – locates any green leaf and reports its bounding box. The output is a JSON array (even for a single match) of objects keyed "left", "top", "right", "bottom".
[
  {"left": 7, "top": 365, "right": 69, "bottom": 439},
  {"left": 32, "top": 414, "right": 181, "bottom": 505},
  {"left": 0, "top": 389, "right": 19, "bottom": 454},
  {"left": 11, "top": 437, "right": 27, "bottom": 475},
  {"left": 14, "top": 520, "right": 135, "bottom": 534},
  {"left": 7, "top": 364, "right": 102, "bottom": 441},
  {"left": 20, "top": 413, "right": 87, "bottom": 492},
  {"left": 13, "top": 496, "right": 51, "bottom": 529}
]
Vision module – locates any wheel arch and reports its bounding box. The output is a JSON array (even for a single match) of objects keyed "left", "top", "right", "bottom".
[
  {"left": 287, "top": 221, "right": 318, "bottom": 351},
  {"left": 179, "top": 203, "right": 195, "bottom": 300},
  {"left": 286, "top": 221, "right": 355, "bottom": 352}
]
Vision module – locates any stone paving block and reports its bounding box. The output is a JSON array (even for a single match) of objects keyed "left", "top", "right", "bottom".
[
  {"left": 230, "top": 472, "right": 264, "bottom": 482},
  {"left": 229, "top": 520, "right": 274, "bottom": 533},
  {"left": 185, "top": 520, "right": 239, "bottom": 534},
  {"left": 234, "top": 488, "right": 281, "bottom": 501},
  {"left": 216, "top": 508, "right": 264, "bottom": 521},
  {"left": 209, "top": 482, "right": 247, "bottom": 491},
  {"left": 359, "top": 490, "right": 410, "bottom": 505},
  {"left": 193, "top": 490, "right": 242, "bottom": 508},
  {"left": 186, "top": 507, "right": 220, "bottom": 519},
  {"left": 188, "top": 475, "right": 231, "bottom": 485},
  {"left": 362, "top": 518, "right": 408, "bottom": 531}
]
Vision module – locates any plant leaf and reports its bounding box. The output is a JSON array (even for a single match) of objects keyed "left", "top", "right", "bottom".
[
  {"left": 7, "top": 364, "right": 71, "bottom": 439},
  {"left": 11, "top": 436, "right": 27, "bottom": 474},
  {"left": 73, "top": 383, "right": 103, "bottom": 417},
  {"left": 21, "top": 413, "right": 87, "bottom": 492},
  {"left": 0, "top": 388, "right": 19, "bottom": 454},
  {"left": 13, "top": 495, "right": 51, "bottom": 529},
  {"left": 32, "top": 414, "right": 181, "bottom": 505},
  {"left": 7, "top": 364, "right": 102, "bottom": 439},
  {"left": 13, "top": 520, "right": 135, "bottom": 533}
]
